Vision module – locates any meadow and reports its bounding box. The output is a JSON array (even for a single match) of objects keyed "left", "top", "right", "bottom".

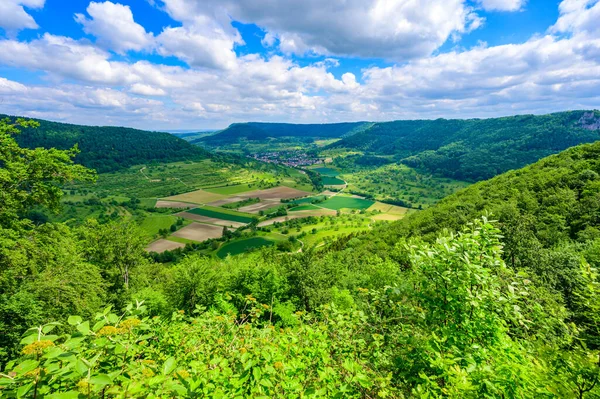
[
  {"left": 217, "top": 237, "right": 275, "bottom": 258},
  {"left": 187, "top": 207, "right": 256, "bottom": 224},
  {"left": 342, "top": 163, "right": 469, "bottom": 208},
  {"left": 320, "top": 195, "right": 375, "bottom": 210}
]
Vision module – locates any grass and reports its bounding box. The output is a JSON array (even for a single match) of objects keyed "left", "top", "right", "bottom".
[
  {"left": 290, "top": 204, "right": 321, "bottom": 211},
  {"left": 312, "top": 167, "right": 340, "bottom": 176},
  {"left": 290, "top": 195, "right": 327, "bottom": 205},
  {"left": 320, "top": 196, "right": 375, "bottom": 210},
  {"left": 166, "top": 236, "right": 196, "bottom": 245},
  {"left": 322, "top": 176, "right": 346, "bottom": 185},
  {"left": 217, "top": 237, "right": 274, "bottom": 258},
  {"left": 367, "top": 202, "right": 409, "bottom": 215},
  {"left": 163, "top": 189, "right": 225, "bottom": 205},
  {"left": 342, "top": 163, "right": 470, "bottom": 209},
  {"left": 187, "top": 207, "right": 255, "bottom": 224},
  {"left": 138, "top": 214, "right": 178, "bottom": 239},
  {"left": 205, "top": 184, "right": 255, "bottom": 195},
  {"left": 65, "top": 160, "right": 287, "bottom": 200}
]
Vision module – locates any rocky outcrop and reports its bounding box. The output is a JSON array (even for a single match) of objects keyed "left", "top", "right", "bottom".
[{"left": 578, "top": 111, "right": 600, "bottom": 130}]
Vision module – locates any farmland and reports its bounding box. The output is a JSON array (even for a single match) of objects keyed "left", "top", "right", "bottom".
[
  {"left": 186, "top": 207, "right": 256, "bottom": 224},
  {"left": 320, "top": 195, "right": 375, "bottom": 210},
  {"left": 56, "top": 154, "right": 416, "bottom": 258},
  {"left": 217, "top": 237, "right": 275, "bottom": 258},
  {"left": 171, "top": 223, "right": 224, "bottom": 242},
  {"left": 341, "top": 163, "right": 469, "bottom": 209}
]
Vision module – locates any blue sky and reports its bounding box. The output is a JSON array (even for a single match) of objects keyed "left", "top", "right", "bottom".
[{"left": 0, "top": 0, "right": 598, "bottom": 129}]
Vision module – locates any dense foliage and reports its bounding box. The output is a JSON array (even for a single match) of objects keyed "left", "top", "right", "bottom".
[
  {"left": 329, "top": 110, "right": 600, "bottom": 181},
  {"left": 4, "top": 115, "right": 210, "bottom": 173},
  {"left": 199, "top": 122, "right": 369, "bottom": 146},
  {"left": 1, "top": 119, "right": 600, "bottom": 397}
]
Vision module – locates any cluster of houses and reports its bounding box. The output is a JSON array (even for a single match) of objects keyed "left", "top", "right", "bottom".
[{"left": 250, "top": 151, "right": 323, "bottom": 168}]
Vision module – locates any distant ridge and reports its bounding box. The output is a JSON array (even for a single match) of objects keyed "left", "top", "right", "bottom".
[
  {"left": 197, "top": 121, "right": 371, "bottom": 145},
  {"left": 328, "top": 110, "right": 600, "bottom": 181},
  {"left": 3, "top": 115, "right": 210, "bottom": 173}
]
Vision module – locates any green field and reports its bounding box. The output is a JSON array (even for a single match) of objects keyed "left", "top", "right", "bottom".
[
  {"left": 320, "top": 196, "right": 375, "bottom": 210},
  {"left": 64, "top": 159, "right": 307, "bottom": 200},
  {"left": 342, "top": 164, "right": 470, "bottom": 209},
  {"left": 204, "top": 184, "right": 255, "bottom": 195},
  {"left": 290, "top": 204, "right": 321, "bottom": 211},
  {"left": 290, "top": 195, "right": 327, "bottom": 205},
  {"left": 321, "top": 176, "right": 346, "bottom": 185},
  {"left": 139, "top": 214, "right": 178, "bottom": 238},
  {"left": 217, "top": 237, "right": 274, "bottom": 258},
  {"left": 313, "top": 167, "right": 340, "bottom": 176},
  {"left": 187, "top": 207, "right": 255, "bottom": 223}
]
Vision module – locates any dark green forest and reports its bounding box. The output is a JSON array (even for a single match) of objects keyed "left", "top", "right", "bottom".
[
  {"left": 329, "top": 110, "right": 600, "bottom": 181},
  {"left": 1, "top": 118, "right": 599, "bottom": 397},
  {"left": 199, "top": 121, "right": 369, "bottom": 146},
  {"left": 3, "top": 115, "right": 210, "bottom": 173}
]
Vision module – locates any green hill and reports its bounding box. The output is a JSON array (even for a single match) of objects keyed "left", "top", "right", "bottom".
[
  {"left": 3, "top": 115, "right": 210, "bottom": 173},
  {"left": 329, "top": 110, "right": 600, "bottom": 181},
  {"left": 198, "top": 121, "right": 370, "bottom": 146}
]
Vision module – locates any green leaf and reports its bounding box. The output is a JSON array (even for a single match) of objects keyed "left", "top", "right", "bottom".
[
  {"left": 90, "top": 374, "right": 113, "bottom": 387},
  {"left": 163, "top": 357, "right": 177, "bottom": 375},
  {"left": 92, "top": 320, "right": 106, "bottom": 332},
  {"left": 14, "top": 360, "right": 39, "bottom": 376},
  {"left": 76, "top": 321, "right": 90, "bottom": 335},
  {"left": 47, "top": 391, "right": 81, "bottom": 399},
  {"left": 16, "top": 382, "right": 34, "bottom": 398},
  {"left": 19, "top": 335, "right": 36, "bottom": 345},
  {"left": 68, "top": 316, "right": 82, "bottom": 326}
]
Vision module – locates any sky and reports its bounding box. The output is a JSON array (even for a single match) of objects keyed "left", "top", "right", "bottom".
[{"left": 0, "top": 0, "right": 599, "bottom": 130}]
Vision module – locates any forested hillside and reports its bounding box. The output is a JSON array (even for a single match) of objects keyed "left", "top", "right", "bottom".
[
  {"left": 199, "top": 121, "right": 370, "bottom": 146},
  {"left": 329, "top": 110, "right": 600, "bottom": 181},
  {"left": 3, "top": 115, "right": 210, "bottom": 173},
  {"left": 1, "top": 119, "right": 599, "bottom": 397}
]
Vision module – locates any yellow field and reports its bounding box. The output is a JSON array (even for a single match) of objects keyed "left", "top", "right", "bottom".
[
  {"left": 163, "top": 189, "right": 226, "bottom": 205},
  {"left": 368, "top": 202, "right": 410, "bottom": 216}
]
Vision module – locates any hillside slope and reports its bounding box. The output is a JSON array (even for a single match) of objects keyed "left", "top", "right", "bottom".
[
  {"left": 4, "top": 115, "right": 210, "bottom": 173},
  {"left": 329, "top": 110, "right": 600, "bottom": 181},
  {"left": 198, "top": 121, "right": 370, "bottom": 146}
]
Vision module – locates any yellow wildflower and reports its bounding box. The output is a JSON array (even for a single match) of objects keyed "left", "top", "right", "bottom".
[
  {"left": 119, "top": 318, "right": 142, "bottom": 331},
  {"left": 274, "top": 362, "right": 284, "bottom": 371},
  {"left": 77, "top": 379, "right": 91, "bottom": 394},
  {"left": 176, "top": 370, "right": 190, "bottom": 379},
  {"left": 239, "top": 347, "right": 247, "bottom": 354},
  {"left": 22, "top": 340, "right": 54, "bottom": 355},
  {"left": 24, "top": 368, "right": 41, "bottom": 378},
  {"left": 97, "top": 326, "right": 120, "bottom": 336},
  {"left": 142, "top": 367, "right": 155, "bottom": 377}
]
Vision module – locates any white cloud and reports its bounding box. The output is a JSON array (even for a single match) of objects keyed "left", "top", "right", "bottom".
[
  {"left": 476, "top": 0, "right": 527, "bottom": 12},
  {"left": 156, "top": 23, "right": 239, "bottom": 70},
  {"left": 75, "top": 1, "right": 154, "bottom": 53},
  {"left": 1, "top": 0, "right": 600, "bottom": 129},
  {"left": 0, "top": 0, "right": 45, "bottom": 33},
  {"left": 159, "top": 0, "right": 482, "bottom": 61},
  {"left": 0, "top": 77, "right": 27, "bottom": 93},
  {"left": 0, "top": 34, "right": 137, "bottom": 84},
  {"left": 129, "top": 83, "right": 166, "bottom": 96},
  {"left": 551, "top": 0, "right": 600, "bottom": 37}
]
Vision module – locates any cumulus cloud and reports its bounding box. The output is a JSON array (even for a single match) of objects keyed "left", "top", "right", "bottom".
[
  {"left": 129, "top": 83, "right": 166, "bottom": 96},
  {"left": 0, "top": 0, "right": 600, "bottom": 129},
  {"left": 156, "top": 23, "right": 240, "bottom": 70},
  {"left": 75, "top": 1, "right": 154, "bottom": 53},
  {"left": 476, "top": 0, "right": 527, "bottom": 12},
  {"left": 551, "top": 0, "right": 600, "bottom": 37},
  {"left": 0, "top": 0, "right": 45, "bottom": 33},
  {"left": 159, "top": 0, "right": 482, "bottom": 61}
]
